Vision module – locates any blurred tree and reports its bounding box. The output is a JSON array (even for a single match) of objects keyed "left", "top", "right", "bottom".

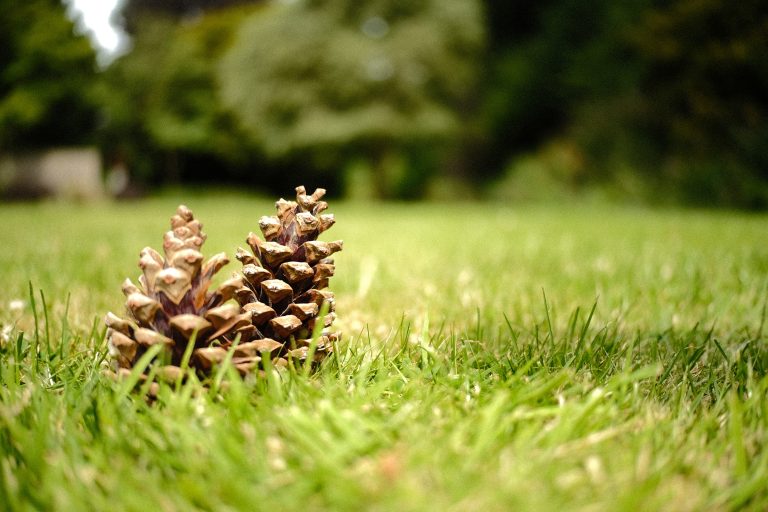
[
  {"left": 629, "top": 0, "right": 768, "bottom": 207},
  {"left": 476, "top": 0, "right": 649, "bottom": 180},
  {"left": 99, "top": 3, "right": 263, "bottom": 183},
  {"left": 219, "top": 0, "right": 484, "bottom": 197},
  {"left": 96, "top": 16, "right": 170, "bottom": 182},
  {"left": 0, "top": 0, "right": 99, "bottom": 151},
  {"left": 480, "top": 0, "right": 768, "bottom": 208},
  {"left": 143, "top": 10, "right": 256, "bottom": 163}
]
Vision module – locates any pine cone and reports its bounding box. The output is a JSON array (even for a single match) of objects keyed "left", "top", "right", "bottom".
[
  {"left": 233, "top": 186, "right": 343, "bottom": 367},
  {"left": 105, "top": 205, "right": 255, "bottom": 388}
]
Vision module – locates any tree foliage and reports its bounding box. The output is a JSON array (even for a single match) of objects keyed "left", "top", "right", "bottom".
[
  {"left": 479, "top": 0, "right": 768, "bottom": 207},
  {"left": 0, "top": 0, "right": 98, "bottom": 151},
  {"left": 1, "top": 0, "right": 760, "bottom": 204},
  {"left": 218, "top": 0, "right": 484, "bottom": 195},
  {"left": 477, "top": 0, "right": 650, "bottom": 174},
  {"left": 629, "top": 0, "right": 768, "bottom": 206},
  {"left": 99, "top": 4, "right": 261, "bottom": 182}
]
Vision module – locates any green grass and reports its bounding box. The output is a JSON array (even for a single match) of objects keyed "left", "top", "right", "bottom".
[{"left": 0, "top": 192, "right": 766, "bottom": 511}]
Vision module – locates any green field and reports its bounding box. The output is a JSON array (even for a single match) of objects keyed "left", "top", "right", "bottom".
[{"left": 0, "top": 192, "right": 766, "bottom": 510}]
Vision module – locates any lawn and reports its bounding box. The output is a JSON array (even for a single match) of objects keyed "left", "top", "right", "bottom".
[{"left": 0, "top": 191, "right": 766, "bottom": 511}]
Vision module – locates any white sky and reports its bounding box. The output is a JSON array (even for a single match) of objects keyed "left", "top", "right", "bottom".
[{"left": 64, "top": 0, "right": 127, "bottom": 63}]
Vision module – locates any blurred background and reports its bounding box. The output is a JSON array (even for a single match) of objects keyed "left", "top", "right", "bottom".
[{"left": 1, "top": 0, "right": 766, "bottom": 208}]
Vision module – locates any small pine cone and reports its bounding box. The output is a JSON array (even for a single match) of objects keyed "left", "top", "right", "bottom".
[
  {"left": 234, "top": 186, "right": 342, "bottom": 367},
  {"left": 105, "top": 205, "right": 259, "bottom": 388}
]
